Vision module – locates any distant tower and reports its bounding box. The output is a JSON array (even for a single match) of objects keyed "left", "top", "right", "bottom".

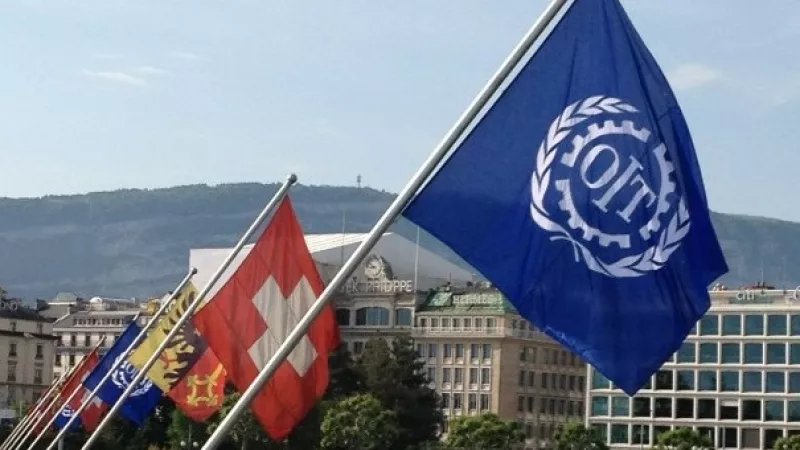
[{"left": 357, "top": 174, "right": 362, "bottom": 188}]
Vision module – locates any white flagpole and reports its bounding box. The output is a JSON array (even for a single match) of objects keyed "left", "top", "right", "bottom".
[
  {"left": 200, "top": 1, "right": 574, "bottom": 448},
  {"left": 12, "top": 337, "right": 107, "bottom": 450},
  {"left": 4, "top": 362, "right": 76, "bottom": 450},
  {"left": 80, "top": 174, "right": 297, "bottom": 450},
  {"left": 0, "top": 377, "right": 61, "bottom": 450},
  {"left": 36, "top": 269, "right": 197, "bottom": 450}
]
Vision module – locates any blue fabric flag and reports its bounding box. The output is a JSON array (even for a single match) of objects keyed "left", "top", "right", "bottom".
[
  {"left": 402, "top": 0, "right": 727, "bottom": 395},
  {"left": 82, "top": 322, "right": 163, "bottom": 425},
  {"left": 54, "top": 405, "right": 82, "bottom": 431}
]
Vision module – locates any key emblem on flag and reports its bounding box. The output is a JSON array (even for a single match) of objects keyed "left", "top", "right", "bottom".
[
  {"left": 111, "top": 354, "right": 154, "bottom": 397},
  {"left": 529, "top": 95, "right": 691, "bottom": 278}
]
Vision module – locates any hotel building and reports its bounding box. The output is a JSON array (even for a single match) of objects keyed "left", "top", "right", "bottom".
[{"left": 587, "top": 285, "right": 800, "bottom": 449}]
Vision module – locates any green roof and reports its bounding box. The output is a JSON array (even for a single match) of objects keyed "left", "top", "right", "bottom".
[{"left": 417, "top": 289, "right": 518, "bottom": 315}]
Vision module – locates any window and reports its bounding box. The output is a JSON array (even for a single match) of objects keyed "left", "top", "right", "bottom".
[
  {"left": 653, "top": 398, "right": 672, "bottom": 418},
  {"left": 335, "top": 309, "right": 350, "bottom": 326},
  {"left": 83, "top": 335, "right": 90, "bottom": 347},
  {"left": 519, "top": 347, "right": 527, "bottom": 362},
  {"left": 529, "top": 371, "right": 535, "bottom": 387},
  {"left": 766, "top": 372, "right": 785, "bottom": 393},
  {"left": 70, "top": 335, "right": 76, "bottom": 346},
  {"left": 675, "top": 398, "right": 694, "bottom": 419},
  {"left": 568, "top": 375, "right": 574, "bottom": 390},
  {"left": 455, "top": 344, "right": 464, "bottom": 359},
  {"left": 54, "top": 355, "right": 61, "bottom": 367},
  {"left": 721, "top": 314, "right": 741, "bottom": 335},
  {"left": 744, "top": 314, "right": 765, "bottom": 335},
  {"left": 68, "top": 354, "right": 75, "bottom": 366},
  {"left": 468, "top": 394, "right": 477, "bottom": 411},
  {"left": 8, "top": 342, "right": 16, "bottom": 358},
  {"left": 764, "top": 400, "right": 783, "bottom": 422},
  {"left": 768, "top": 314, "right": 788, "bottom": 336},
  {"left": 482, "top": 344, "right": 492, "bottom": 360},
  {"left": 453, "top": 393, "right": 462, "bottom": 409},
  {"left": 592, "top": 370, "right": 611, "bottom": 389},
  {"left": 676, "top": 342, "right": 696, "bottom": 363},
  {"left": 591, "top": 397, "right": 608, "bottom": 416},
  {"left": 7, "top": 362, "right": 16, "bottom": 382},
  {"left": 528, "top": 397, "right": 534, "bottom": 413},
  {"left": 444, "top": 344, "right": 453, "bottom": 358},
  {"left": 767, "top": 343, "right": 787, "bottom": 364},
  {"left": 441, "top": 393, "right": 450, "bottom": 409},
  {"left": 721, "top": 343, "right": 740, "bottom": 364},
  {"left": 791, "top": 344, "right": 800, "bottom": 364},
  {"left": 698, "top": 371, "right": 717, "bottom": 391},
  {"left": 33, "top": 368, "right": 42, "bottom": 384},
  {"left": 427, "top": 344, "right": 437, "bottom": 359},
  {"left": 699, "top": 315, "right": 718, "bottom": 335},
  {"left": 743, "top": 371, "right": 762, "bottom": 392},
  {"left": 469, "top": 368, "right": 478, "bottom": 386},
  {"left": 720, "top": 403, "right": 738, "bottom": 420},
  {"left": 632, "top": 425, "right": 650, "bottom": 446},
  {"left": 470, "top": 344, "right": 479, "bottom": 362},
  {"left": 353, "top": 342, "right": 364, "bottom": 354},
  {"left": 35, "top": 344, "right": 43, "bottom": 359},
  {"left": 632, "top": 398, "right": 650, "bottom": 417},
  {"left": 559, "top": 374, "right": 566, "bottom": 390},
  {"left": 792, "top": 315, "right": 800, "bottom": 335},
  {"left": 676, "top": 370, "right": 695, "bottom": 390},
  {"left": 611, "top": 396, "right": 630, "bottom": 416},
  {"left": 742, "top": 399, "right": 761, "bottom": 421},
  {"left": 454, "top": 368, "right": 463, "bottom": 384},
  {"left": 699, "top": 343, "right": 718, "bottom": 363},
  {"left": 790, "top": 372, "right": 800, "bottom": 393},
  {"left": 427, "top": 368, "right": 436, "bottom": 383},
  {"left": 721, "top": 371, "right": 739, "bottom": 391},
  {"left": 790, "top": 401, "right": 800, "bottom": 422},
  {"left": 697, "top": 399, "right": 715, "bottom": 419},
  {"left": 481, "top": 368, "right": 490, "bottom": 387},
  {"left": 541, "top": 373, "right": 548, "bottom": 389},
  {"left": 655, "top": 370, "right": 673, "bottom": 390},
  {"left": 443, "top": 368, "right": 451, "bottom": 383},
  {"left": 610, "top": 424, "right": 629, "bottom": 445},
  {"left": 744, "top": 343, "right": 763, "bottom": 364},
  {"left": 355, "top": 307, "right": 389, "bottom": 326},
  {"left": 480, "top": 394, "right": 489, "bottom": 411},
  {"left": 519, "top": 371, "right": 525, "bottom": 387}
]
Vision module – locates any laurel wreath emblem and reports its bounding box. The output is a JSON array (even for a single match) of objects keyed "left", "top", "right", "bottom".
[
  {"left": 111, "top": 355, "right": 154, "bottom": 397},
  {"left": 529, "top": 95, "right": 691, "bottom": 278}
]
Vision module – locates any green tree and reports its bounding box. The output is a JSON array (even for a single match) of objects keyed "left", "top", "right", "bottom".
[
  {"left": 775, "top": 435, "right": 800, "bottom": 450},
  {"left": 443, "top": 413, "right": 525, "bottom": 449},
  {"left": 206, "top": 391, "right": 282, "bottom": 450},
  {"left": 552, "top": 422, "right": 608, "bottom": 450},
  {"left": 357, "top": 336, "right": 442, "bottom": 450},
  {"left": 319, "top": 394, "right": 398, "bottom": 450},
  {"left": 166, "top": 408, "right": 208, "bottom": 449},
  {"left": 652, "top": 427, "right": 712, "bottom": 450}
]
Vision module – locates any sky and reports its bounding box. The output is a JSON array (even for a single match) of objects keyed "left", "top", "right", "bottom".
[{"left": 0, "top": 1, "right": 799, "bottom": 221}]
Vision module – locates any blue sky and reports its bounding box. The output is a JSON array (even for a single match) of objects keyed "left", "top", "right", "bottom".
[{"left": 1, "top": 1, "right": 798, "bottom": 221}]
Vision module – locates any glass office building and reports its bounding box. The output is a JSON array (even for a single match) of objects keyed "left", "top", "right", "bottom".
[{"left": 586, "top": 286, "right": 800, "bottom": 449}]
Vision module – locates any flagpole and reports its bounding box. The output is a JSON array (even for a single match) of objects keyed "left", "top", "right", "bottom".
[
  {"left": 38, "top": 268, "right": 198, "bottom": 450},
  {"left": 2, "top": 366, "right": 74, "bottom": 450},
  {"left": 12, "top": 338, "right": 107, "bottom": 450},
  {"left": 0, "top": 377, "right": 60, "bottom": 450},
  {"left": 80, "top": 174, "right": 297, "bottom": 450},
  {"left": 201, "top": 1, "right": 574, "bottom": 448}
]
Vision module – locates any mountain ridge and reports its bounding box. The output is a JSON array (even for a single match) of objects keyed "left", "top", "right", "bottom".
[{"left": 0, "top": 182, "right": 794, "bottom": 300}]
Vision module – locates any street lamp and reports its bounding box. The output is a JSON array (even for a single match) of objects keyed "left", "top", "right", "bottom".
[{"left": 180, "top": 440, "right": 199, "bottom": 448}]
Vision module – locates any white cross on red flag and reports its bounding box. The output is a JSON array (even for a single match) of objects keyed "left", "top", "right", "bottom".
[{"left": 193, "top": 196, "right": 340, "bottom": 441}]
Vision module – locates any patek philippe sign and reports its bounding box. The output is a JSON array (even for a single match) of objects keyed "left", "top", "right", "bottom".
[{"left": 342, "top": 254, "right": 414, "bottom": 294}]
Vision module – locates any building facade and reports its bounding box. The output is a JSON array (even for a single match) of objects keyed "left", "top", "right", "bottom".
[
  {"left": 0, "top": 299, "right": 57, "bottom": 420},
  {"left": 587, "top": 286, "right": 800, "bottom": 449},
  {"left": 413, "top": 287, "right": 587, "bottom": 448}
]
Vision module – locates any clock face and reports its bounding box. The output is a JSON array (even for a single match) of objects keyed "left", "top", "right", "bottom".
[{"left": 364, "top": 257, "right": 383, "bottom": 279}]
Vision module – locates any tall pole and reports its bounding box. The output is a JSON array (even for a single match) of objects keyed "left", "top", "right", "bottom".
[
  {"left": 12, "top": 338, "right": 106, "bottom": 450},
  {"left": 38, "top": 269, "right": 197, "bottom": 450},
  {"left": 80, "top": 174, "right": 297, "bottom": 450},
  {"left": 1, "top": 377, "right": 61, "bottom": 450},
  {"left": 200, "top": 1, "right": 575, "bottom": 448},
  {"left": 3, "top": 364, "right": 77, "bottom": 450}
]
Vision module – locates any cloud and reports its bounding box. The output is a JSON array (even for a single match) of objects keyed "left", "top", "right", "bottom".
[
  {"left": 133, "top": 65, "right": 168, "bottom": 76},
  {"left": 667, "top": 64, "right": 721, "bottom": 91},
  {"left": 169, "top": 51, "right": 205, "bottom": 62},
  {"left": 82, "top": 69, "right": 147, "bottom": 87}
]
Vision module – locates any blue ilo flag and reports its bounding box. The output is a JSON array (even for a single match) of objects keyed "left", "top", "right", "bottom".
[
  {"left": 82, "top": 322, "right": 163, "bottom": 425},
  {"left": 403, "top": 0, "right": 727, "bottom": 395},
  {"left": 54, "top": 405, "right": 82, "bottom": 431}
]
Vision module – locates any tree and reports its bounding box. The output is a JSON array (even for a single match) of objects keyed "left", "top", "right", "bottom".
[
  {"left": 552, "top": 422, "right": 608, "bottom": 450},
  {"left": 775, "top": 435, "right": 800, "bottom": 450},
  {"left": 166, "top": 408, "right": 208, "bottom": 449},
  {"left": 443, "top": 413, "right": 525, "bottom": 449},
  {"left": 320, "top": 394, "right": 398, "bottom": 450},
  {"left": 206, "top": 391, "right": 282, "bottom": 450},
  {"left": 357, "top": 336, "right": 442, "bottom": 450},
  {"left": 652, "top": 427, "right": 712, "bottom": 450}
]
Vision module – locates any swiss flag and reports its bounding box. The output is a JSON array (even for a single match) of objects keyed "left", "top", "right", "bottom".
[
  {"left": 46, "top": 349, "right": 101, "bottom": 432},
  {"left": 193, "top": 196, "right": 340, "bottom": 441},
  {"left": 67, "top": 370, "right": 108, "bottom": 432}
]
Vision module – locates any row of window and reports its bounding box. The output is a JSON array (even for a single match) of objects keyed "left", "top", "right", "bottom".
[
  {"left": 696, "top": 313, "right": 800, "bottom": 336},
  {"left": 59, "top": 333, "right": 119, "bottom": 348},
  {"left": 591, "top": 396, "right": 800, "bottom": 422},
  {"left": 417, "top": 316, "right": 497, "bottom": 330},
  {"left": 6, "top": 321, "right": 45, "bottom": 334},
  {"left": 517, "top": 395, "right": 584, "bottom": 416},
  {"left": 675, "top": 341, "right": 800, "bottom": 365},
  {"left": 518, "top": 370, "right": 586, "bottom": 392},
  {"left": 441, "top": 392, "right": 491, "bottom": 411},
  {"left": 335, "top": 307, "right": 413, "bottom": 327},
  {"left": 428, "top": 367, "right": 492, "bottom": 388},
  {"left": 7, "top": 362, "right": 44, "bottom": 384},
  {"left": 519, "top": 346, "right": 583, "bottom": 368},
  {"left": 594, "top": 368, "right": 800, "bottom": 394},
  {"left": 72, "top": 317, "right": 126, "bottom": 327},
  {"left": 416, "top": 343, "right": 493, "bottom": 361},
  {"left": 591, "top": 423, "right": 788, "bottom": 448},
  {"left": 7, "top": 342, "right": 44, "bottom": 359}
]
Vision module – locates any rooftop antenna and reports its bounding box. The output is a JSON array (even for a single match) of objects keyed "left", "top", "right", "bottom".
[{"left": 356, "top": 174, "right": 362, "bottom": 188}]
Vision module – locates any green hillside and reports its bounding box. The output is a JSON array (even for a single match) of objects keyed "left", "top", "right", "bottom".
[{"left": 0, "top": 182, "right": 789, "bottom": 300}]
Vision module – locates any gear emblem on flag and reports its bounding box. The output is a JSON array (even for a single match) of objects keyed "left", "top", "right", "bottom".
[{"left": 529, "top": 95, "right": 691, "bottom": 278}]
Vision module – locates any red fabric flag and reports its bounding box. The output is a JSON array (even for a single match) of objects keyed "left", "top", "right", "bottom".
[
  {"left": 167, "top": 348, "right": 226, "bottom": 422},
  {"left": 193, "top": 197, "right": 340, "bottom": 440},
  {"left": 66, "top": 361, "right": 108, "bottom": 433},
  {"left": 35, "top": 350, "right": 100, "bottom": 433}
]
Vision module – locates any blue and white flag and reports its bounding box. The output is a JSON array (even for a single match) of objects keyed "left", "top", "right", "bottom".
[
  {"left": 82, "top": 322, "right": 163, "bottom": 425},
  {"left": 54, "top": 405, "right": 82, "bottom": 431},
  {"left": 403, "top": 0, "right": 727, "bottom": 395}
]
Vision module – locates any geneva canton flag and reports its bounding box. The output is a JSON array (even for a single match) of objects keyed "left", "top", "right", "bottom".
[
  {"left": 82, "top": 322, "right": 163, "bottom": 425},
  {"left": 403, "top": 0, "right": 727, "bottom": 395}
]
